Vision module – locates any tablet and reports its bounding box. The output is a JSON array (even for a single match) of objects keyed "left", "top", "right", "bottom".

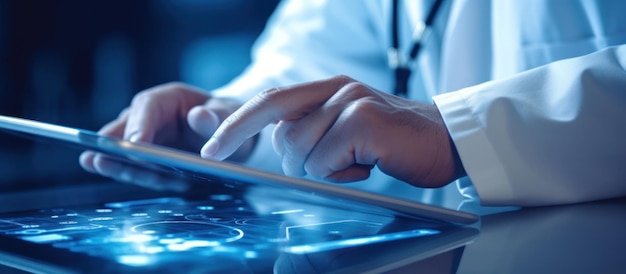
[
  {"left": 0, "top": 114, "right": 479, "bottom": 273},
  {"left": 0, "top": 114, "right": 477, "bottom": 225}
]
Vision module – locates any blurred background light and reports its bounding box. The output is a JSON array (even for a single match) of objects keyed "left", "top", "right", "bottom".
[{"left": 0, "top": 0, "right": 280, "bottom": 191}]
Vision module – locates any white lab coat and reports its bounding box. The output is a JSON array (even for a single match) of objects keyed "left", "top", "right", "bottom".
[{"left": 211, "top": 0, "right": 626, "bottom": 207}]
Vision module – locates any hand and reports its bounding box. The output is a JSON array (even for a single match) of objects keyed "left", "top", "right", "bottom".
[
  {"left": 83, "top": 154, "right": 192, "bottom": 192},
  {"left": 80, "top": 82, "right": 256, "bottom": 178},
  {"left": 202, "top": 75, "right": 465, "bottom": 188}
]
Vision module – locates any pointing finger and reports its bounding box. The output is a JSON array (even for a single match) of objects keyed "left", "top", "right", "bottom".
[{"left": 202, "top": 76, "right": 354, "bottom": 160}]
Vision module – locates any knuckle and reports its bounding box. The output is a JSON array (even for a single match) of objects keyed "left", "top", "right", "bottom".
[
  {"left": 256, "top": 87, "right": 282, "bottom": 103},
  {"left": 220, "top": 111, "right": 240, "bottom": 128},
  {"left": 160, "top": 81, "right": 187, "bottom": 92},
  {"left": 304, "top": 159, "right": 327, "bottom": 179},
  {"left": 131, "top": 82, "right": 190, "bottom": 107},
  {"left": 335, "top": 81, "right": 371, "bottom": 100},
  {"left": 344, "top": 100, "right": 379, "bottom": 125},
  {"left": 351, "top": 99, "right": 378, "bottom": 113},
  {"left": 249, "top": 87, "right": 283, "bottom": 113},
  {"left": 118, "top": 107, "right": 130, "bottom": 118},
  {"left": 332, "top": 74, "right": 355, "bottom": 85},
  {"left": 130, "top": 90, "right": 152, "bottom": 106},
  {"left": 282, "top": 126, "right": 301, "bottom": 150},
  {"left": 303, "top": 160, "right": 319, "bottom": 177}
]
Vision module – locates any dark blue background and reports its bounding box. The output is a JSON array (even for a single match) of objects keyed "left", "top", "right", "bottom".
[{"left": 0, "top": 0, "right": 280, "bottom": 191}]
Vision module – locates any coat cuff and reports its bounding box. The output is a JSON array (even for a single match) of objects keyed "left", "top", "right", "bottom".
[{"left": 433, "top": 87, "right": 515, "bottom": 206}]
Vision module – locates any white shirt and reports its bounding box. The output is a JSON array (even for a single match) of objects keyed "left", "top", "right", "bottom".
[{"left": 212, "top": 0, "right": 626, "bottom": 207}]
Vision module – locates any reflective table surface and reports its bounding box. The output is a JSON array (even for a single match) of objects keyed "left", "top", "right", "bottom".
[
  {"left": 1, "top": 180, "right": 624, "bottom": 274},
  {"left": 457, "top": 197, "right": 626, "bottom": 274}
]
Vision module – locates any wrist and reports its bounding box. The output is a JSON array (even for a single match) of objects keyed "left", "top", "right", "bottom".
[{"left": 448, "top": 133, "right": 467, "bottom": 180}]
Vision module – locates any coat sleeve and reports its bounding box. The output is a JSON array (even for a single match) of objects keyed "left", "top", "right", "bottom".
[
  {"left": 434, "top": 45, "right": 626, "bottom": 206},
  {"left": 212, "top": 0, "right": 390, "bottom": 101},
  {"left": 209, "top": 0, "right": 391, "bottom": 172}
]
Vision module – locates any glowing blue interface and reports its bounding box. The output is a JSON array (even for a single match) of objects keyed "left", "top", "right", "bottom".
[{"left": 0, "top": 191, "right": 440, "bottom": 272}]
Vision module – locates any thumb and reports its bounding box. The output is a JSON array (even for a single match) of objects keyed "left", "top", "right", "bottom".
[{"left": 187, "top": 105, "right": 222, "bottom": 138}]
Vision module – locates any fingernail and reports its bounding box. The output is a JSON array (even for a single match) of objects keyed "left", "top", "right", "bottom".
[
  {"left": 201, "top": 137, "right": 219, "bottom": 158},
  {"left": 128, "top": 132, "right": 142, "bottom": 143}
]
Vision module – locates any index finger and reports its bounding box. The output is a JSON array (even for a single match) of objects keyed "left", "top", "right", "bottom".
[{"left": 201, "top": 75, "right": 353, "bottom": 160}]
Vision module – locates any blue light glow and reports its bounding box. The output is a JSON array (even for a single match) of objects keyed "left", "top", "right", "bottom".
[
  {"left": 210, "top": 194, "right": 233, "bottom": 201},
  {"left": 89, "top": 217, "right": 114, "bottom": 221},
  {"left": 115, "top": 234, "right": 155, "bottom": 243},
  {"left": 140, "top": 245, "right": 166, "bottom": 254},
  {"left": 244, "top": 251, "right": 258, "bottom": 259},
  {"left": 117, "top": 255, "right": 153, "bottom": 266},
  {"left": 167, "top": 240, "right": 220, "bottom": 251},
  {"left": 21, "top": 234, "right": 71, "bottom": 243},
  {"left": 159, "top": 238, "right": 184, "bottom": 244},
  {"left": 284, "top": 229, "right": 440, "bottom": 254},
  {"left": 271, "top": 209, "right": 304, "bottom": 215}
]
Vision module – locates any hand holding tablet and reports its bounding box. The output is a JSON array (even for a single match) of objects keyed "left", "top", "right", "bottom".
[
  {"left": 0, "top": 113, "right": 479, "bottom": 273},
  {"left": 0, "top": 114, "right": 477, "bottom": 224}
]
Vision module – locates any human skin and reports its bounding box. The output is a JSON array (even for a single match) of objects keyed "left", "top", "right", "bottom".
[
  {"left": 202, "top": 75, "right": 465, "bottom": 188},
  {"left": 80, "top": 76, "right": 465, "bottom": 189},
  {"left": 79, "top": 82, "right": 254, "bottom": 177}
]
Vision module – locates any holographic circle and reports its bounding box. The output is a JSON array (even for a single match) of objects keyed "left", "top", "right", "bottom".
[
  {"left": 130, "top": 221, "right": 244, "bottom": 244},
  {"left": 185, "top": 214, "right": 237, "bottom": 223}
]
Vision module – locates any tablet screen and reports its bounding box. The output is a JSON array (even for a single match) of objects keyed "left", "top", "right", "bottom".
[{"left": 0, "top": 184, "right": 477, "bottom": 273}]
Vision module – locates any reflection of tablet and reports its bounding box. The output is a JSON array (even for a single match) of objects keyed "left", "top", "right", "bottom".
[
  {"left": 0, "top": 114, "right": 477, "bottom": 224},
  {"left": 274, "top": 225, "right": 478, "bottom": 274},
  {"left": 0, "top": 114, "right": 480, "bottom": 273}
]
